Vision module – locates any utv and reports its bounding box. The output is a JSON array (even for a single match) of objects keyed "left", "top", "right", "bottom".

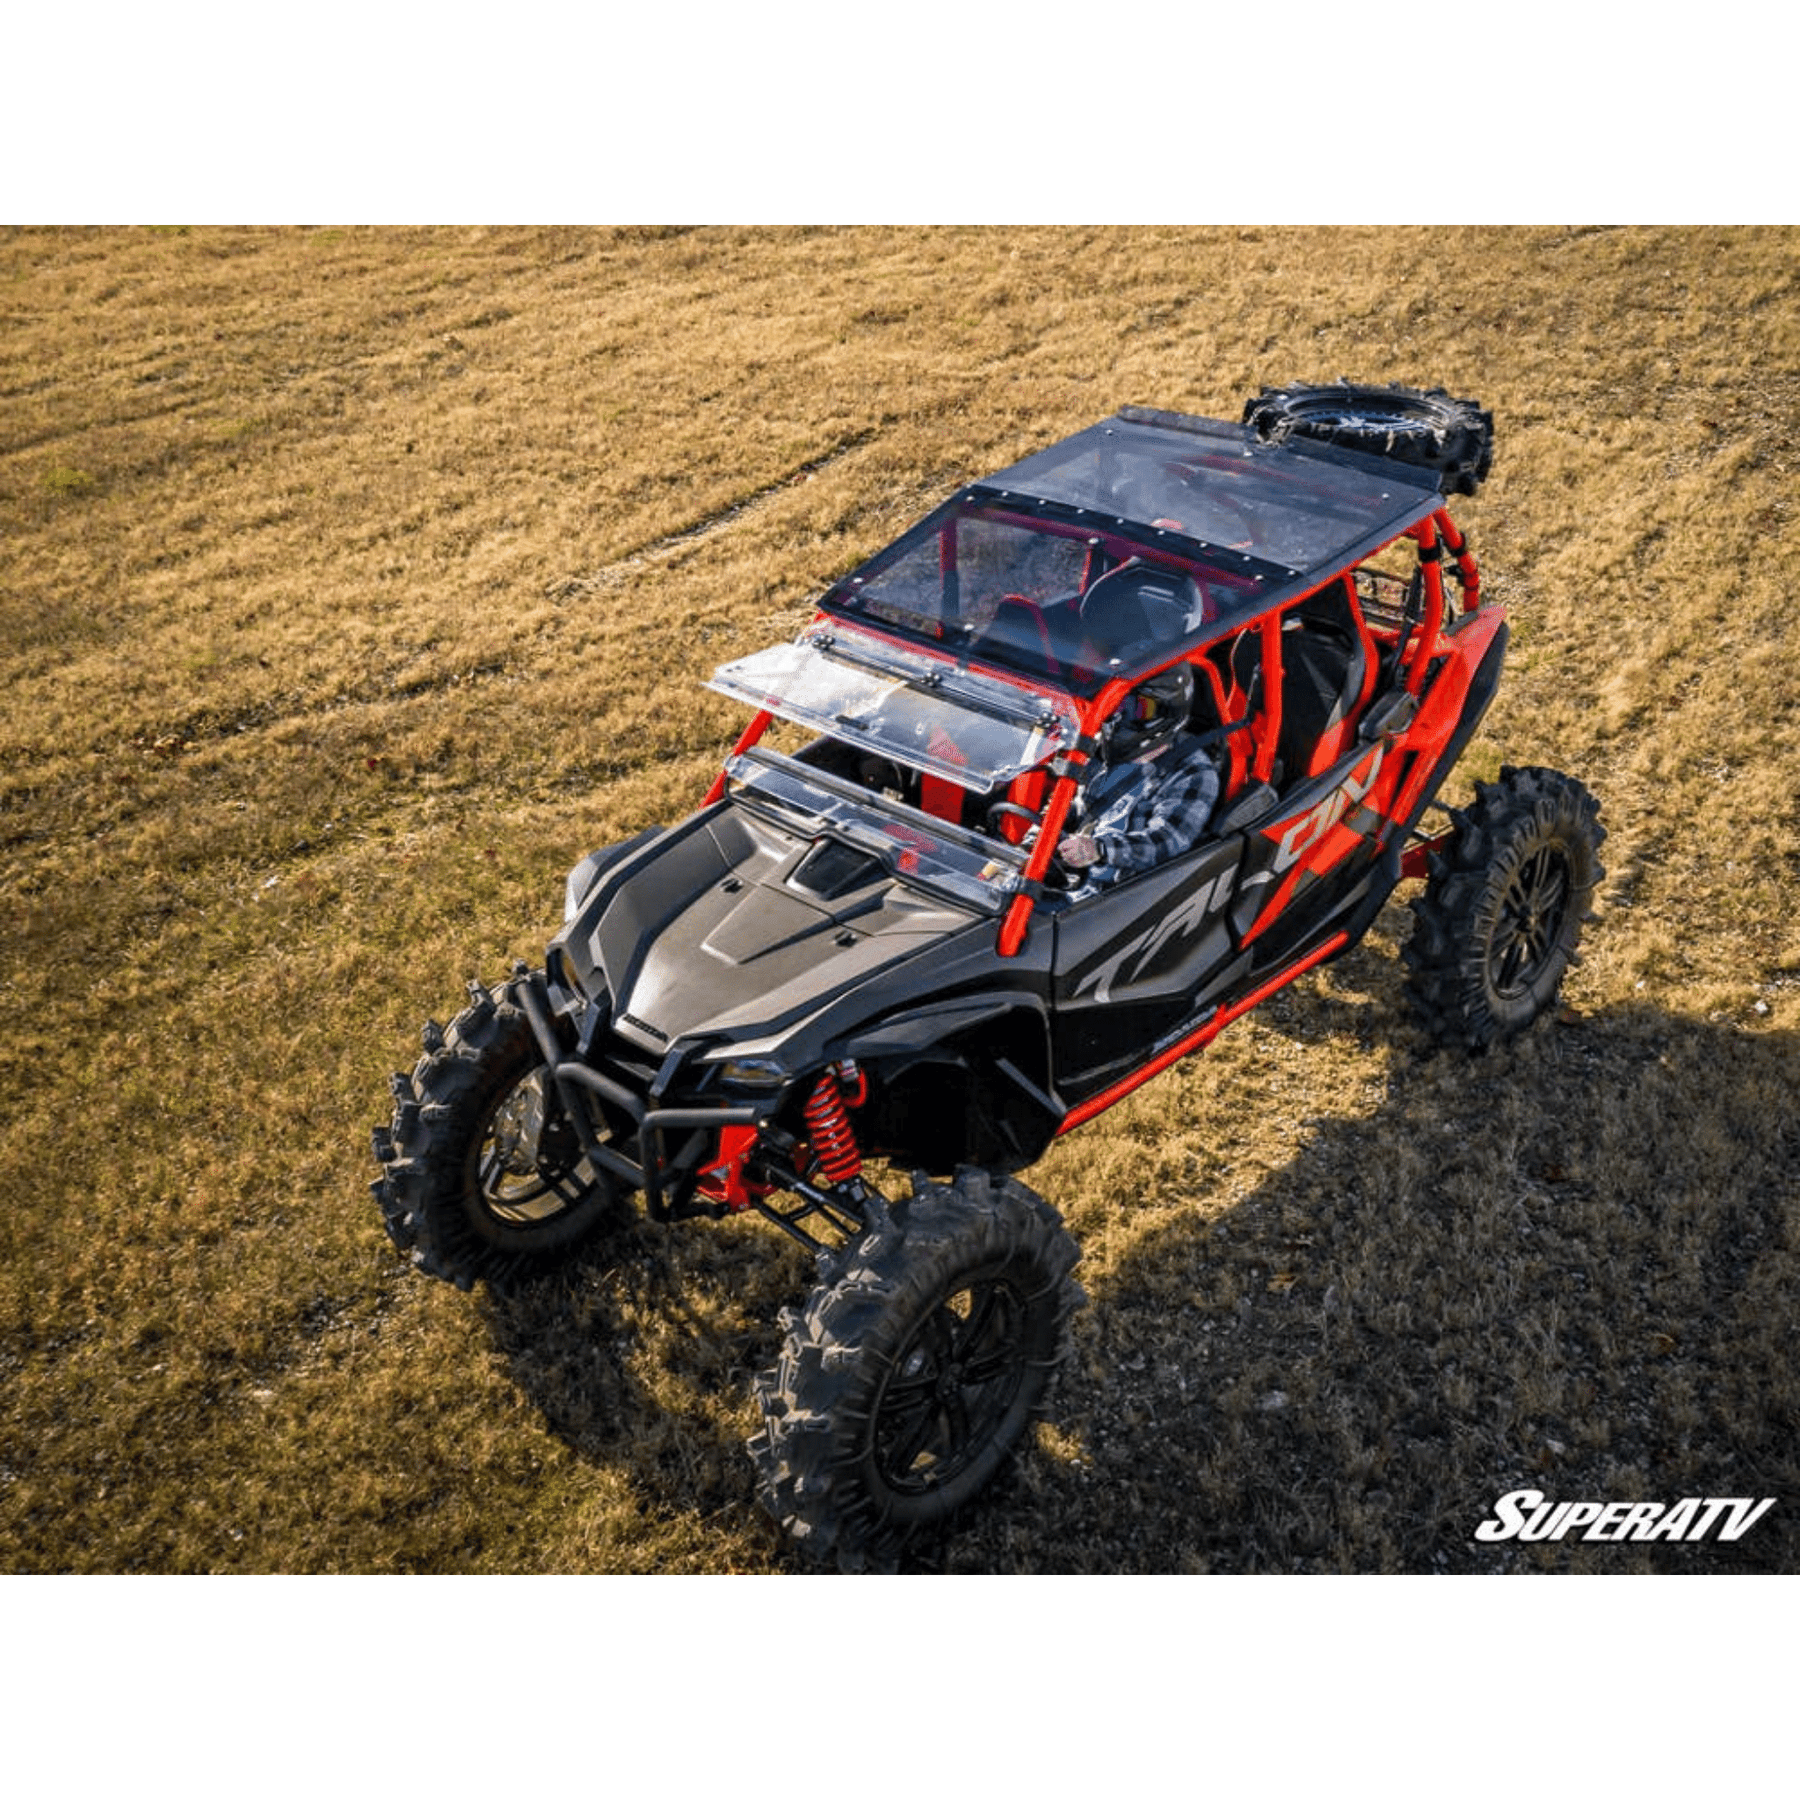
[{"left": 371, "top": 383, "right": 1604, "bottom": 1570}]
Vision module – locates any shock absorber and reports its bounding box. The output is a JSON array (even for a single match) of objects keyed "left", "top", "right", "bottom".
[{"left": 803, "top": 1061, "right": 865, "bottom": 1187}]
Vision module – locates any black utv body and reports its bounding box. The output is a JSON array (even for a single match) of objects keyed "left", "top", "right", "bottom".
[{"left": 372, "top": 385, "right": 1604, "bottom": 1569}]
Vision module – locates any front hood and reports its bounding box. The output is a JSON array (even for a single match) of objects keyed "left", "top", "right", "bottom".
[{"left": 565, "top": 801, "right": 976, "bottom": 1056}]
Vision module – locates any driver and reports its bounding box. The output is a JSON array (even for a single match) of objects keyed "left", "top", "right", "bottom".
[{"left": 1056, "top": 662, "right": 1219, "bottom": 888}]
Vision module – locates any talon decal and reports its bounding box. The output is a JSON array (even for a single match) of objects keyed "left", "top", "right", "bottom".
[
  {"left": 1076, "top": 868, "right": 1234, "bottom": 1004},
  {"left": 1271, "top": 744, "right": 1386, "bottom": 876}
]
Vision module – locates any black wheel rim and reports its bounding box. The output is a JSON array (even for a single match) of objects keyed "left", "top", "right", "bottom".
[
  {"left": 1292, "top": 402, "right": 1437, "bottom": 442},
  {"left": 1490, "top": 843, "right": 1572, "bottom": 999},
  {"left": 476, "top": 1069, "right": 591, "bottom": 1226},
  {"left": 873, "top": 1276, "right": 1027, "bottom": 1496}
]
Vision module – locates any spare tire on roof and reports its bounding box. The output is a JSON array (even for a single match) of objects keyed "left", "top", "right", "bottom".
[{"left": 1242, "top": 382, "right": 1494, "bottom": 496}]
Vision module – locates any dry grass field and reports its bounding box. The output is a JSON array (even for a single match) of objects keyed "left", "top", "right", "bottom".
[{"left": 2, "top": 225, "right": 1796, "bottom": 1575}]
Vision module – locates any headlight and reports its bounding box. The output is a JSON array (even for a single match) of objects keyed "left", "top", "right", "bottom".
[
  {"left": 712, "top": 1056, "right": 788, "bottom": 1092},
  {"left": 545, "top": 946, "right": 587, "bottom": 1005}
]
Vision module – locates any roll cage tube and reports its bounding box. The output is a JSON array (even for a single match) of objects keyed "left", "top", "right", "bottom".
[
  {"left": 1404, "top": 516, "right": 1445, "bottom": 693},
  {"left": 1436, "top": 508, "right": 1481, "bottom": 610},
  {"left": 997, "top": 654, "right": 1197, "bottom": 957},
  {"left": 1252, "top": 608, "right": 1285, "bottom": 788},
  {"left": 998, "top": 746, "right": 1091, "bottom": 956},
  {"left": 1401, "top": 508, "right": 1482, "bottom": 695},
  {"left": 704, "top": 706, "right": 776, "bottom": 806}
]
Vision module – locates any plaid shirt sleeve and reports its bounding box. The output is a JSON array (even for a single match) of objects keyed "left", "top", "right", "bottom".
[{"left": 1095, "top": 747, "right": 1222, "bottom": 876}]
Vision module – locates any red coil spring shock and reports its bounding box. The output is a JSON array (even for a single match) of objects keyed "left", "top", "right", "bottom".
[{"left": 804, "top": 1062, "right": 864, "bottom": 1185}]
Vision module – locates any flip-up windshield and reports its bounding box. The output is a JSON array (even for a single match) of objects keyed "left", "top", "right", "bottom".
[
  {"left": 707, "top": 622, "right": 1080, "bottom": 791},
  {"left": 723, "top": 746, "right": 1027, "bottom": 914}
]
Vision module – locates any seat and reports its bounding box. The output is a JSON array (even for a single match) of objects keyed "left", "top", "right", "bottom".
[
  {"left": 1275, "top": 578, "right": 1376, "bottom": 780},
  {"left": 972, "top": 593, "right": 1061, "bottom": 684},
  {"left": 918, "top": 723, "right": 972, "bottom": 827}
]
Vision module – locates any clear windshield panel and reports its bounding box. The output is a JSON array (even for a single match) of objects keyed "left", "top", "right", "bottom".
[
  {"left": 707, "top": 625, "right": 1080, "bottom": 791},
  {"left": 850, "top": 511, "right": 1088, "bottom": 638},
  {"left": 725, "top": 747, "right": 1026, "bottom": 914}
]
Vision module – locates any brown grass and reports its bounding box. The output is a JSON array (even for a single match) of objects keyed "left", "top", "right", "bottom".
[{"left": 2, "top": 225, "right": 1796, "bottom": 1573}]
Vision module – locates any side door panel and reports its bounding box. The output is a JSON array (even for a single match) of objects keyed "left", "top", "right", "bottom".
[
  {"left": 1232, "top": 735, "right": 1404, "bottom": 957},
  {"left": 1050, "top": 837, "right": 1242, "bottom": 1098}
]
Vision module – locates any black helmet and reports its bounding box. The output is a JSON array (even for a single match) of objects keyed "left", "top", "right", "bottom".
[
  {"left": 1078, "top": 560, "right": 1206, "bottom": 670},
  {"left": 1109, "top": 661, "right": 1194, "bottom": 759}
]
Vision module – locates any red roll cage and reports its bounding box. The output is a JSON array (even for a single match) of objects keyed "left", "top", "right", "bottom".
[{"left": 706, "top": 500, "right": 1482, "bottom": 956}]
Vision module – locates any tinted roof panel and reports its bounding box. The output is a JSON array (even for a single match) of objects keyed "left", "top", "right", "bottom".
[
  {"left": 983, "top": 412, "right": 1440, "bottom": 578},
  {"left": 813, "top": 409, "right": 1446, "bottom": 695}
]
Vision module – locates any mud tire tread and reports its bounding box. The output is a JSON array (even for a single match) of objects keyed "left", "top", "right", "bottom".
[
  {"left": 1402, "top": 766, "right": 1606, "bottom": 1047},
  {"left": 748, "top": 1167, "right": 1084, "bottom": 1572},
  {"left": 1243, "top": 380, "right": 1495, "bottom": 495},
  {"left": 370, "top": 974, "right": 617, "bottom": 1290}
]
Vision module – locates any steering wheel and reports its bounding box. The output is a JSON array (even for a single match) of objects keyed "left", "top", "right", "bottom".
[
  {"left": 857, "top": 755, "right": 908, "bottom": 796},
  {"left": 985, "top": 800, "right": 1040, "bottom": 838}
]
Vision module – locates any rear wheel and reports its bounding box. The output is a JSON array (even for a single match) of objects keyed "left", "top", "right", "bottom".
[
  {"left": 1243, "top": 382, "right": 1494, "bottom": 495},
  {"left": 371, "top": 975, "right": 621, "bottom": 1289},
  {"left": 749, "top": 1168, "right": 1083, "bottom": 1571},
  {"left": 1403, "top": 766, "right": 1605, "bottom": 1047}
]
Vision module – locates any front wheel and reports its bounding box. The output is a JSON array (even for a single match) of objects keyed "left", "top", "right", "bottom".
[
  {"left": 1402, "top": 766, "right": 1606, "bottom": 1047},
  {"left": 749, "top": 1168, "right": 1084, "bottom": 1571},
  {"left": 371, "top": 974, "right": 621, "bottom": 1289}
]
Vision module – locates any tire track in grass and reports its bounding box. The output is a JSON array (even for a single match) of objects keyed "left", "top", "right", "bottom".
[{"left": 545, "top": 426, "right": 881, "bottom": 601}]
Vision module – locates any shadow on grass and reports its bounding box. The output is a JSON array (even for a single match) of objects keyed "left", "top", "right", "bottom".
[
  {"left": 956, "top": 995, "right": 1799, "bottom": 1573},
  {"left": 481, "top": 995, "right": 1798, "bottom": 1575},
  {"left": 480, "top": 1201, "right": 811, "bottom": 1564}
]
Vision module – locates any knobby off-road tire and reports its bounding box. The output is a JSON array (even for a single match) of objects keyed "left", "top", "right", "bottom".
[
  {"left": 1403, "top": 766, "right": 1606, "bottom": 1048},
  {"left": 371, "top": 974, "right": 619, "bottom": 1290},
  {"left": 749, "top": 1168, "right": 1084, "bottom": 1572},
  {"left": 1242, "top": 382, "right": 1495, "bottom": 495}
]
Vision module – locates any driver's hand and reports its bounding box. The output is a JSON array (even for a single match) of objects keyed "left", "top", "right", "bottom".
[{"left": 1056, "top": 833, "right": 1101, "bottom": 870}]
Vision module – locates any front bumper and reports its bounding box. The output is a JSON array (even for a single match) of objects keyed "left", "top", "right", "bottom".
[{"left": 516, "top": 969, "right": 767, "bottom": 1221}]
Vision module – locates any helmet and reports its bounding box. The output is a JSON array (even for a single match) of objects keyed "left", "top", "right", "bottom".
[
  {"left": 1109, "top": 661, "right": 1194, "bottom": 759},
  {"left": 1078, "top": 560, "right": 1206, "bottom": 670}
]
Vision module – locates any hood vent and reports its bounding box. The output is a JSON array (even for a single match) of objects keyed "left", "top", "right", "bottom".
[{"left": 790, "top": 838, "right": 884, "bottom": 901}]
